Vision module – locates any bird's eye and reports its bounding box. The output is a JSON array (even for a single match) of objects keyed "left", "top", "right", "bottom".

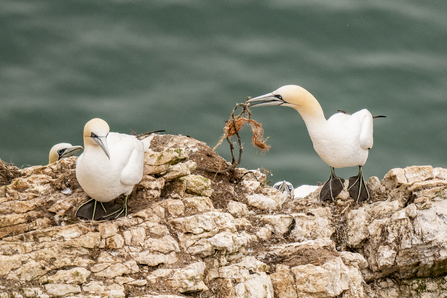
[
  {"left": 91, "top": 132, "right": 98, "bottom": 138},
  {"left": 275, "top": 94, "right": 283, "bottom": 100},
  {"left": 57, "top": 149, "right": 65, "bottom": 155}
]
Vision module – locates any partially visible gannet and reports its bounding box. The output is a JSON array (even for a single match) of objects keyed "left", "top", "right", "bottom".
[
  {"left": 273, "top": 180, "right": 294, "bottom": 204},
  {"left": 294, "top": 185, "right": 319, "bottom": 199},
  {"left": 49, "top": 143, "right": 83, "bottom": 164},
  {"left": 76, "top": 118, "right": 153, "bottom": 220},
  {"left": 248, "top": 85, "right": 383, "bottom": 203}
]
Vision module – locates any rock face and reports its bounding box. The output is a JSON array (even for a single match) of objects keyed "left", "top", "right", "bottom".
[{"left": 1, "top": 135, "right": 447, "bottom": 297}]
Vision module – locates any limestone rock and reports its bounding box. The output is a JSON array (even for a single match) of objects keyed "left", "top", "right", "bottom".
[
  {"left": 159, "top": 199, "right": 185, "bottom": 217},
  {"left": 292, "top": 257, "right": 350, "bottom": 297},
  {"left": 94, "top": 261, "right": 139, "bottom": 278},
  {"left": 144, "top": 148, "right": 188, "bottom": 168},
  {"left": 65, "top": 231, "right": 101, "bottom": 249},
  {"left": 8, "top": 259, "right": 49, "bottom": 281},
  {"left": 258, "top": 214, "right": 293, "bottom": 236},
  {"left": 4, "top": 135, "right": 447, "bottom": 297},
  {"left": 0, "top": 255, "right": 23, "bottom": 275},
  {"left": 228, "top": 200, "right": 249, "bottom": 217},
  {"left": 363, "top": 199, "right": 447, "bottom": 280},
  {"left": 289, "top": 208, "right": 333, "bottom": 241},
  {"left": 346, "top": 206, "right": 369, "bottom": 247},
  {"left": 182, "top": 196, "right": 214, "bottom": 214},
  {"left": 97, "top": 222, "right": 119, "bottom": 239},
  {"left": 218, "top": 257, "right": 270, "bottom": 279},
  {"left": 163, "top": 160, "right": 197, "bottom": 181},
  {"left": 213, "top": 257, "right": 273, "bottom": 298},
  {"left": 186, "top": 231, "right": 254, "bottom": 257},
  {"left": 47, "top": 267, "right": 91, "bottom": 284},
  {"left": 240, "top": 179, "right": 261, "bottom": 193},
  {"left": 44, "top": 284, "right": 81, "bottom": 296},
  {"left": 270, "top": 265, "right": 297, "bottom": 298},
  {"left": 256, "top": 226, "right": 273, "bottom": 241},
  {"left": 179, "top": 174, "right": 213, "bottom": 197},
  {"left": 141, "top": 235, "right": 180, "bottom": 253},
  {"left": 234, "top": 272, "right": 274, "bottom": 298},
  {"left": 129, "top": 251, "right": 177, "bottom": 266},
  {"left": 169, "top": 211, "right": 236, "bottom": 235},
  {"left": 246, "top": 194, "right": 279, "bottom": 211},
  {"left": 105, "top": 234, "right": 125, "bottom": 249},
  {"left": 382, "top": 165, "right": 434, "bottom": 190},
  {"left": 339, "top": 251, "right": 368, "bottom": 270},
  {"left": 167, "top": 261, "right": 208, "bottom": 293}
]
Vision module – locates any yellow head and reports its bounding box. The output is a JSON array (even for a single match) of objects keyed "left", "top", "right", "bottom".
[
  {"left": 83, "top": 118, "right": 111, "bottom": 159},
  {"left": 49, "top": 143, "right": 83, "bottom": 164},
  {"left": 248, "top": 85, "right": 325, "bottom": 121}
]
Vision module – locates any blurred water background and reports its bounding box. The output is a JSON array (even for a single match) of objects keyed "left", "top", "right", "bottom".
[{"left": 1, "top": 0, "right": 447, "bottom": 187}]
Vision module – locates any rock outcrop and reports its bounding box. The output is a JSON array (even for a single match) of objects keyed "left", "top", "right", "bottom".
[{"left": 1, "top": 134, "right": 447, "bottom": 297}]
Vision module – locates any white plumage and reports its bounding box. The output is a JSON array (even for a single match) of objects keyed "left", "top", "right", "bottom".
[
  {"left": 248, "top": 85, "right": 378, "bottom": 203},
  {"left": 76, "top": 118, "right": 151, "bottom": 219},
  {"left": 309, "top": 109, "right": 373, "bottom": 169}
]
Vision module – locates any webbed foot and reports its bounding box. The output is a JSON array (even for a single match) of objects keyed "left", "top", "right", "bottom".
[
  {"left": 320, "top": 167, "right": 345, "bottom": 202},
  {"left": 75, "top": 199, "right": 108, "bottom": 220},
  {"left": 348, "top": 166, "right": 370, "bottom": 204},
  {"left": 102, "top": 195, "right": 129, "bottom": 219}
]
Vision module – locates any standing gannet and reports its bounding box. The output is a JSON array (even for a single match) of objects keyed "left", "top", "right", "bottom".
[
  {"left": 248, "top": 85, "right": 381, "bottom": 203},
  {"left": 76, "top": 118, "right": 152, "bottom": 220},
  {"left": 49, "top": 143, "right": 83, "bottom": 164}
]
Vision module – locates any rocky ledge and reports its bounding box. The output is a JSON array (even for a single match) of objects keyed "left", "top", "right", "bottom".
[{"left": 1, "top": 134, "right": 447, "bottom": 298}]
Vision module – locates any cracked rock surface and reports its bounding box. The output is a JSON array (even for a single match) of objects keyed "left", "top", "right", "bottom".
[{"left": 1, "top": 135, "right": 447, "bottom": 297}]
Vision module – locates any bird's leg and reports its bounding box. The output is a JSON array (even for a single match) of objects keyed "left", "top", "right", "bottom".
[
  {"left": 103, "top": 195, "right": 129, "bottom": 219},
  {"left": 75, "top": 199, "right": 108, "bottom": 220},
  {"left": 91, "top": 200, "right": 97, "bottom": 220},
  {"left": 348, "top": 166, "right": 370, "bottom": 204},
  {"left": 100, "top": 202, "right": 107, "bottom": 213},
  {"left": 320, "top": 167, "right": 345, "bottom": 202}
]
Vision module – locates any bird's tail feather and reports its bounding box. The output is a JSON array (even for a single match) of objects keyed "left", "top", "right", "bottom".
[{"left": 135, "top": 130, "right": 165, "bottom": 150}]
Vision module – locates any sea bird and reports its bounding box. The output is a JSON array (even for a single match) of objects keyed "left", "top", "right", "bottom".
[
  {"left": 273, "top": 180, "right": 294, "bottom": 204},
  {"left": 49, "top": 143, "right": 83, "bottom": 164},
  {"left": 76, "top": 118, "right": 153, "bottom": 220},
  {"left": 248, "top": 85, "right": 383, "bottom": 203}
]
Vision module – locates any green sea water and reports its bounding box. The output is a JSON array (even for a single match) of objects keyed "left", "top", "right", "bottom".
[{"left": 1, "top": 0, "right": 447, "bottom": 187}]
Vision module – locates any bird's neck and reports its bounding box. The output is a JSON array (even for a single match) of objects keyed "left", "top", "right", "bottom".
[
  {"left": 293, "top": 93, "right": 326, "bottom": 126},
  {"left": 83, "top": 139, "right": 109, "bottom": 159}
]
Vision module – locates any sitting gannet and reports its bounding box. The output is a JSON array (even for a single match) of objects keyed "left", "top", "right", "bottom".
[
  {"left": 49, "top": 143, "right": 83, "bottom": 164},
  {"left": 76, "top": 118, "right": 152, "bottom": 220},
  {"left": 273, "top": 180, "right": 294, "bottom": 204},
  {"left": 248, "top": 85, "right": 383, "bottom": 203}
]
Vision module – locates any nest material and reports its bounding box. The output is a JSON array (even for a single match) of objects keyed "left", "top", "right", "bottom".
[
  {"left": 0, "top": 159, "right": 22, "bottom": 187},
  {"left": 224, "top": 117, "right": 270, "bottom": 151},
  {"left": 212, "top": 102, "right": 270, "bottom": 174}
]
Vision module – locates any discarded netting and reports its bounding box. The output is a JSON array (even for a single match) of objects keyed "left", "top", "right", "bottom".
[{"left": 213, "top": 100, "right": 270, "bottom": 173}]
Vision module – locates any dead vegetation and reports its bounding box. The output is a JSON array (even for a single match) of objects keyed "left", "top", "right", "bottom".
[{"left": 0, "top": 159, "right": 22, "bottom": 187}]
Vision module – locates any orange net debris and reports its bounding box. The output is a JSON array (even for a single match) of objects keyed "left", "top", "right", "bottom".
[
  {"left": 213, "top": 106, "right": 270, "bottom": 152},
  {"left": 223, "top": 118, "right": 270, "bottom": 151},
  {"left": 212, "top": 101, "right": 270, "bottom": 173}
]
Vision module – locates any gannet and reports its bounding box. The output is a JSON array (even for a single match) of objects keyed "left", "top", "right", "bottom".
[
  {"left": 76, "top": 118, "right": 153, "bottom": 220},
  {"left": 49, "top": 143, "right": 83, "bottom": 164},
  {"left": 248, "top": 85, "right": 382, "bottom": 203},
  {"left": 273, "top": 180, "right": 294, "bottom": 204}
]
